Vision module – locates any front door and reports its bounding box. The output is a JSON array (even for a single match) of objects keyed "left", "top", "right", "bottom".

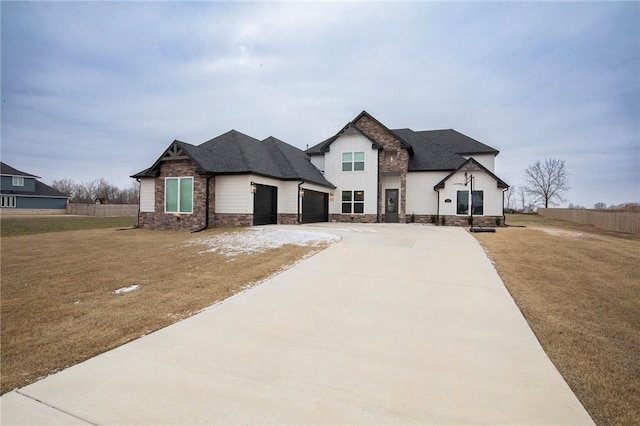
[{"left": 385, "top": 189, "right": 398, "bottom": 223}]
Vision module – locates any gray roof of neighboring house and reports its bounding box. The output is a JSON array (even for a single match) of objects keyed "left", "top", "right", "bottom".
[
  {"left": 1, "top": 180, "right": 69, "bottom": 198},
  {"left": 0, "top": 162, "right": 40, "bottom": 178},
  {"left": 307, "top": 126, "right": 500, "bottom": 172},
  {"left": 133, "top": 130, "right": 334, "bottom": 188},
  {"left": 0, "top": 162, "right": 68, "bottom": 198}
]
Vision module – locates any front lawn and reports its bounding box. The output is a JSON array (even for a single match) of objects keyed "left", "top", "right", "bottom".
[{"left": 474, "top": 214, "right": 640, "bottom": 425}]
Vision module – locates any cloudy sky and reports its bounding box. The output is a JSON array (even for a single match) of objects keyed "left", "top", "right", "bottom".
[{"left": 2, "top": 1, "right": 638, "bottom": 207}]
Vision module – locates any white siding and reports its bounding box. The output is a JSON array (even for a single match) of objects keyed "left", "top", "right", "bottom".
[
  {"left": 406, "top": 172, "right": 449, "bottom": 215},
  {"left": 463, "top": 154, "right": 495, "bottom": 172},
  {"left": 437, "top": 170, "right": 504, "bottom": 216},
  {"left": 322, "top": 133, "right": 378, "bottom": 214},
  {"left": 215, "top": 174, "right": 331, "bottom": 215},
  {"left": 215, "top": 175, "right": 253, "bottom": 214},
  {"left": 139, "top": 178, "right": 155, "bottom": 212},
  {"left": 309, "top": 156, "right": 325, "bottom": 173}
]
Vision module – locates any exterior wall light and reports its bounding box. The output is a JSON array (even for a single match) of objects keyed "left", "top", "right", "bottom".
[
  {"left": 299, "top": 188, "right": 305, "bottom": 197},
  {"left": 329, "top": 193, "right": 334, "bottom": 202},
  {"left": 250, "top": 181, "right": 257, "bottom": 194}
]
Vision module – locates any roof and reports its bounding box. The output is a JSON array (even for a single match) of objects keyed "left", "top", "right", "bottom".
[
  {"left": 433, "top": 158, "right": 509, "bottom": 190},
  {"left": 0, "top": 162, "right": 40, "bottom": 178},
  {"left": 133, "top": 130, "right": 335, "bottom": 188},
  {"left": 0, "top": 179, "right": 68, "bottom": 198},
  {"left": 305, "top": 113, "right": 500, "bottom": 173},
  {"left": 306, "top": 110, "right": 412, "bottom": 156}
]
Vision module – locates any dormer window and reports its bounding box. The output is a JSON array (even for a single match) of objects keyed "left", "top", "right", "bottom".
[{"left": 12, "top": 177, "right": 24, "bottom": 187}]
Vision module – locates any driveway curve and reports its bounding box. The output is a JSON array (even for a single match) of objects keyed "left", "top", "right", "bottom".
[{"left": 1, "top": 224, "right": 593, "bottom": 425}]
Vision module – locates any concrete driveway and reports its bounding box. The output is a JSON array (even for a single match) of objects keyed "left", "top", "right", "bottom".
[{"left": 1, "top": 224, "right": 593, "bottom": 425}]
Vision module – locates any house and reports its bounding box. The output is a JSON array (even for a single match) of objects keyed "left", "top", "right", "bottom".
[
  {"left": 0, "top": 162, "right": 69, "bottom": 212},
  {"left": 133, "top": 111, "right": 508, "bottom": 230}
]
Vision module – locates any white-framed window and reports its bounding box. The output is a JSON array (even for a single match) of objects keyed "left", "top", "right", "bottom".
[
  {"left": 12, "top": 177, "right": 24, "bottom": 187},
  {"left": 164, "top": 177, "right": 193, "bottom": 214},
  {"left": 342, "top": 152, "right": 365, "bottom": 172},
  {"left": 1, "top": 196, "right": 16, "bottom": 208},
  {"left": 341, "top": 190, "right": 364, "bottom": 214}
]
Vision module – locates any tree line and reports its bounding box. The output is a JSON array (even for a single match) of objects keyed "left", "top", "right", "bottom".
[
  {"left": 504, "top": 158, "right": 638, "bottom": 212},
  {"left": 51, "top": 178, "right": 139, "bottom": 204}
]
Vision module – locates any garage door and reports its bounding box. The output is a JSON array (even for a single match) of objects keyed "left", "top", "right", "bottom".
[
  {"left": 254, "top": 184, "right": 277, "bottom": 226},
  {"left": 302, "top": 189, "right": 329, "bottom": 223}
]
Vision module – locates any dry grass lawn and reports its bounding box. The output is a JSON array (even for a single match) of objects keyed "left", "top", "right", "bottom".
[
  {"left": 474, "top": 214, "right": 640, "bottom": 426},
  {"left": 1, "top": 227, "right": 327, "bottom": 395}
]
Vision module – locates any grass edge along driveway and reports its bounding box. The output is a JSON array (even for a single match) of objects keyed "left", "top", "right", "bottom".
[
  {"left": 1, "top": 222, "right": 336, "bottom": 394},
  {"left": 473, "top": 214, "right": 640, "bottom": 426}
]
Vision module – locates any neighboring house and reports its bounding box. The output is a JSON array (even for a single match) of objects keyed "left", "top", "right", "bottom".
[
  {"left": 133, "top": 111, "right": 508, "bottom": 231},
  {"left": 0, "top": 162, "right": 69, "bottom": 211}
]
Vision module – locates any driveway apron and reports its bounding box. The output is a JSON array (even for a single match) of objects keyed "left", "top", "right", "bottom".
[{"left": 1, "top": 224, "right": 593, "bottom": 425}]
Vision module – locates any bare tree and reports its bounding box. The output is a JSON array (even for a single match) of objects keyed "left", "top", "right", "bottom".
[
  {"left": 51, "top": 178, "right": 76, "bottom": 197},
  {"left": 524, "top": 159, "right": 570, "bottom": 208},
  {"left": 593, "top": 202, "right": 607, "bottom": 210},
  {"left": 517, "top": 186, "right": 527, "bottom": 212},
  {"left": 504, "top": 186, "right": 515, "bottom": 213}
]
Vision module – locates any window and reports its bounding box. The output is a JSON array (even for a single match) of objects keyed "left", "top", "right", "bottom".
[
  {"left": 1, "top": 196, "right": 16, "bottom": 208},
  {"left": 456, "top": 191, "right": 468, "bottom": 215},
  {"left": 472, "top": 190, "right": 484, "bottom": 215},
  {"left": 165, "top": 177, "right": 193, "bottom": 213},
  {"left": 341, "top": 190, "right": 364, "bottom": 214},
  {"left": 342, "top": 152, "right": 365, "bottom": 172},
  {"left": 12, "top": 177, "right": 24, "bottom": 187}
]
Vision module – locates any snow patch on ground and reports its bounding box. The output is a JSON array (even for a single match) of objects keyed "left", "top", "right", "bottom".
[
  {"left": 190, "top": 227, "right": 340, "bottom": 257},
  {"left": 114, "top": 285, "right": 141, "bottom": 294},
  {"left": 532, "top": 227, "right": 584, "bottom": 238}
]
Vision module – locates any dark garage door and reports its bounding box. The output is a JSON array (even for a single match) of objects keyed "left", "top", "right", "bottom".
[
  {"left": 254, "top": 184, "right": 278, "bottom": 226},
  {"left": 302, "top": 189, "right": 329, "bottom": 223}
]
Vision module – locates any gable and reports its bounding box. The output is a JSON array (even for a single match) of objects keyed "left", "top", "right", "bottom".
[
  {"left": 352, "top": 111, "right": 412, "bottom": 153},
  {"left": 132, "top": 131, "right": 334, "bottom": 189},
  {"left": 434, "top": 158, "right": 509, "bottom": 190}
]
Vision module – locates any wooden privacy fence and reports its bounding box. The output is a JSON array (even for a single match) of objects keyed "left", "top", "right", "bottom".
[
  {"left": 538, "top": 208, "right": 640, "bottom": 234},
  {"left": 67, "top": 204, "right": 138, "bottom": 217}
]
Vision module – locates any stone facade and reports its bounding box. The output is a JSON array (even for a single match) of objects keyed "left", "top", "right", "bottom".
[
  {"left": 330, "top": 213, "right": 377, "bottom": 223},
  {"left": 438, "top": 215, "right": 504, "bottom": 227},
  {"left": 214, "top": 214, "right": 253, "bottom": 227},
  {"left": 353, "top": 115, "right": 409, "bottom": 223},
  {"left": 278, "top": 214, "right": 298, "bottom": 225},
  {"left": 138, "top": 160, "right": 213, "bottom": 231}
]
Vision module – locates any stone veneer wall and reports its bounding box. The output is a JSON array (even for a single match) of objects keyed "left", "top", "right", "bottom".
[
  {"left": 353, "top": 115, "right": 409, "bottom": 223},
  {"left": 278, "top": 214, "right": 298, "bottom": 225},
  {"left": 330, "top": 214, "right": 377, "bottom": 223},
  {"left": 214, "top": 214, "right": 253, "bottom": 227},
  {"left": 438, "top": 215, "right": 504, "bottom": 227},
  {"left": 138, "top": 160, "right": 212, "bottom": 231}
]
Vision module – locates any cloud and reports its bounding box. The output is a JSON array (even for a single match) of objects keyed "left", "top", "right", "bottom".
[{"left": 1, "top": 1, "right": 638, "bottom": 206}]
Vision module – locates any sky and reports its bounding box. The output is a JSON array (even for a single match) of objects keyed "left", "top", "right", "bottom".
[{"left": 1, "top": 1, "right": 638, "bottom": 208}]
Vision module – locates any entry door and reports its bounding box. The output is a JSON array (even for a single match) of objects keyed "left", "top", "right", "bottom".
[
  {"left": 253, "top": 184, "right": 277, "bottom": 225},
  {"left": 385, "top": 189, "right": 398, "bottom": 223}
]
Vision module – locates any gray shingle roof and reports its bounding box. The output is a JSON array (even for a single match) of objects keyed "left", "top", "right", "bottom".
[
  {"left": 8, "top": 181, "right": 68, "bottom": 198},
  {"left": 306, "top": 119, "right": 500, "bottom": 173},
  {"left": 0, "top": 162, "right": 68, "bottom": 198},
  {"left": 0, "top": 162, "right": 39, "bottom": 178},
  {"left": 133, "top": 130, "right": 334, "bottom": 188}
]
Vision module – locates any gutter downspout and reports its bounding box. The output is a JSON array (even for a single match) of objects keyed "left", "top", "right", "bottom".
[
  {"left": 502, "top": 187, "right": 508, "bottom": 226},
  {"left": 192, "top": 175, "right": 211, "bottom": 233},
  {"left": 434, "top": 186, "right": 440, "bottom": 225},
  {"left": 297, "top": 180, "right": 305, "bottom": 224}
]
